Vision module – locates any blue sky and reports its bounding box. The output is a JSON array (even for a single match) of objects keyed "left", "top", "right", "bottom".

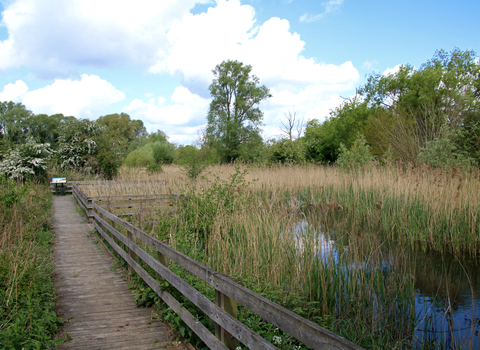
[{"left": 0, "top": 0, "right": 478, "bottom": 145}]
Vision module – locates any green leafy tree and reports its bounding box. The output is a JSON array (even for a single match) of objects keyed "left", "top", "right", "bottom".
[
  {"left": 206, "top": 60, "right": 271, "bottom": 163},
  {"left": 0, "top": 101, "right": 32, "bottom": 148},
  {"left": 266, "top": 138, "right": 305, "bottom": 164},
  {"left": 418, "top": 126, "right": 475, "bottom": 168},
  {"left": 27, "top": 113, "right": 75, "bottom": 148},
  {"left": 152, "top": 141, "right": 176, "bottom": 165},
  {"left": 126, "top": 129, "right": 168, "bottom": 155},
  {"left": 57, "top": 119, "right": 121, "bottom": 179},
  {"left": 303, "top": 98, "right": 371, "bottom": 163},
  {"left": 360, "top": 48, "right": 480, "bottom": 162},
  {"left": 96, "top": 113, "right": 146, "bottom": 154}
]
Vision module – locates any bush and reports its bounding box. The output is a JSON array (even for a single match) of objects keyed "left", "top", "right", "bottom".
[
  {"left": 152, "top": 141, "right": 176, "bottom": 165},
  {"left": 336, "top": 134, "right": 374, "bottom": 169},
  {"left": 418, "top": 126, "right": 475, "bottom": 168},
  {"left": 266, "top": 138, "right": 305, "bottom": 164},
  {"left": 0, "top": 142, "right": 54, "bottom": 183},
  {"left": 56, "top": 119, "right": 121, "bottom": 178},
  {"left": 124, "top": 147, "right": 154, "bottom": 167}
]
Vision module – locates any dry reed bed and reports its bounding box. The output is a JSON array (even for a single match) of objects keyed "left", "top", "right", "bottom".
[
  {"left": 78, "top": 164, "right": 480, "bottom": 347},
  {"left": 81, "top": 164, "right": 480, "bottom": 253},
  {"left": 89, "top": 163, "right": 480, "bottom": 209}
]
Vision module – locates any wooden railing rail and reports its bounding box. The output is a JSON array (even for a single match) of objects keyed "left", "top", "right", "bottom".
[
  {"left": 71, "top": 182, "right": 364, "bottom": 350},
  {"left": 74, "top": 180, "right": 168, "bottom": 186}
]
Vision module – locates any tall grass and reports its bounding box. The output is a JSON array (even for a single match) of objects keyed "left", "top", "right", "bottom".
[
  {"left": 0, "top": 177, "right": 59, "bottom": 348},
  {"left": 108, "top": 163, "right": 480, "bottom": 256},
  {"left": 78, "top": 163, "right": 480, "bottom": 348}
]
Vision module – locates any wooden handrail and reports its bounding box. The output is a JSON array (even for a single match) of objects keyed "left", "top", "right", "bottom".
[{"left": 71, "top": 182, "right": 364, "bottom": 350}]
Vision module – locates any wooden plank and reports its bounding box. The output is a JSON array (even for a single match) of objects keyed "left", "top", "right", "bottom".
[
  {"left": 92, "top": 194, "right": 179, "bottom": 201},
  {"left": 93, "top": 221, "right": 228, "bottom": 350},
  {"left": 94, "top": 215, "right": 277, "bottom": 350},
  {"left": 99, "top": 200, "right": 174, "bottom": 209},
  {"left": 75, "top": 180, "right": 168, "bottom": 185},
  {"left": 72, "top": 184, "right": 94, "bottom": 223},
  {"left": 116, "top": 211, "right": 157, "bottom": 217}
]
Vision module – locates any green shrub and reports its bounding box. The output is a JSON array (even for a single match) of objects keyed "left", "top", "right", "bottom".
[
  {"left": 152, "top": 141, "right": 176, "bottom": 165},
  {"left": 418, "top": 126, "right": 475, "bottom": 168},
  {"left": 0, "top": 142, "right": 54, "bottom": 183},
  {"left": 266, "top": 138, "right": 305, "bottom": 164},
  {"left": 336, "top": 134, "right": 374, "bottom": 169},
  {"left": 124, "top": 147, "right": 154, "bottom": 167}
]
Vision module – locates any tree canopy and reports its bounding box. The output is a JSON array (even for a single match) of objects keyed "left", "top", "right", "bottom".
[
  {"left": 304, "top": 48, "right": 480, "bottom": 166},
  {"left": 206, "top": 60, "right": 271, "bottom": 163}
]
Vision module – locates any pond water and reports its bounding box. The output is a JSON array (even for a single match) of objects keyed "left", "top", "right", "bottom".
[{"left": 294, "top": 220, "right": 480, "bottom": 349}]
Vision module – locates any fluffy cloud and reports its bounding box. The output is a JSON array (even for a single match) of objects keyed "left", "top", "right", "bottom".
[
  {"left": 150, "top": 0, "right": 358, "bottom": 92},
  {"left": 123, "top": 86, "right": 210, "bottom": 144},
  {"left": 149, "top": 0, "right": 359, "bottom": 134},
  {"left": 0, "top": 80, "right": 28, "bottom": 102},
  {"left": 21, "top": 74, "right": 125, "bottom": 118},
  {"left": 0, "top": 0, "right": 209, "bottom": 76}
]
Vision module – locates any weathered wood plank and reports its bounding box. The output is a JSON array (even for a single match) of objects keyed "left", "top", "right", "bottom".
[{"left": 53, "top": 196, "right": 181, "bottom": 350}]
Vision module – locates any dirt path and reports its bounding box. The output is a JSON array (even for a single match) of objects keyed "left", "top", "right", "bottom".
[{"left": 53, "top": 196, "right": 183, "bottom": 349}]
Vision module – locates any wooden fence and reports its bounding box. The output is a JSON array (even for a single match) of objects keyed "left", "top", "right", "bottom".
[{"left": 71, "top": 181, "right": 364, "bottom": 350}]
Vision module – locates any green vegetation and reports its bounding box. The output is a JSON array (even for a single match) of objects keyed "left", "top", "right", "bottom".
[
  {"left": 206, "top": 60, "right": 271, "bottom": 163},
  {"left": 0, "top": 176, "right": 60, "bottom": 349}
]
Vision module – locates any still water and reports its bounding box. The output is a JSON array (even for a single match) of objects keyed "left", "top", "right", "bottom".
[{"left": 294, "top": 220, "right": 480, "bottom": 349}]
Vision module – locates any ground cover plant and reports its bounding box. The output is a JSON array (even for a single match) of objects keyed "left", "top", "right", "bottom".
[
  {"left": 80, "top": 163, "right": 480, "bottom": 349},
  {"left": 0, "top": 176, "right": 59, "bottom": 349}
]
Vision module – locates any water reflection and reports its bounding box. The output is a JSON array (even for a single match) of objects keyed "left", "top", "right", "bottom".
[{"left": 294, "top": 219, "right": 480, "bottom": 349}]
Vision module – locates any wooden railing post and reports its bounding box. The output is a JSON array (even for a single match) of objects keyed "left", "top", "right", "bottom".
[
  {"left": 111, "top": 220, "right": 120, "bottom": 247},
  {"left": 87, "top": 198, "right": 93, "bottom": 223},
  {"left": 126, "top": 230, "right": 139, "bottom": 275},
  {"left": 215, "top": 290, "right": 239, "bottom": 350},
  {"left": 139, "top": 200, "right": 143, "bottom": 229}
]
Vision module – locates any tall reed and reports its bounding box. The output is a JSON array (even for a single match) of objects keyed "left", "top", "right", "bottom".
[{"left": 0, "top": 178, "right": 58, "bottom": 348}]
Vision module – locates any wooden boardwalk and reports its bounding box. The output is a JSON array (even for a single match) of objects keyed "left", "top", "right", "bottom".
[{"left": 53, "top": 196, "right": 185, "bottom": 350}]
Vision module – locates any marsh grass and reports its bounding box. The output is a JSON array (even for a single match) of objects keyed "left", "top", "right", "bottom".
[
  {"left": 0, "top": 177, "right": 59, "bottom": 348},
  {"left": 79, "top": 163, "right": 480, "bottom": 348},
  {"left": 104, "top": 163, "right": 480, "bottom": 256}
]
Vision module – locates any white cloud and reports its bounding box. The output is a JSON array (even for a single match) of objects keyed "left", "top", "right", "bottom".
[
  {"left": 146, "top": 0, "right": 359, "bottom": 142},
  {"left": 123, "top": 86, "right": 210, "bottom": 144},
  {"left": 21, "top": 74, "right": 125, "bottom": 118},
  {"left": 0, "top": 0, "right": 210, "bottom": 76},
  {"left": 383, "top": 64, "right": 402, "bottom": 76},
  {"left": 0, "top": 80, "right": 28, "bottom": 102},
  {"left": 150, "top": 0, "right": 359, "bottom": 93},
  {"left": 300, "top": 0, "right": 344, "bottom": 23}
]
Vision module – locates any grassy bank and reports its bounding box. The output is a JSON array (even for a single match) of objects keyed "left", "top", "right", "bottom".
[{"left": 0, "top": 176, "right": 59, "bottom": 349}]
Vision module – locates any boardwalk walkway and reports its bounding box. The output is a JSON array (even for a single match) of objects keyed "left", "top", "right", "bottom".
[{"left": 53, "top": 196, "right": 184, "bottom": 349}]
